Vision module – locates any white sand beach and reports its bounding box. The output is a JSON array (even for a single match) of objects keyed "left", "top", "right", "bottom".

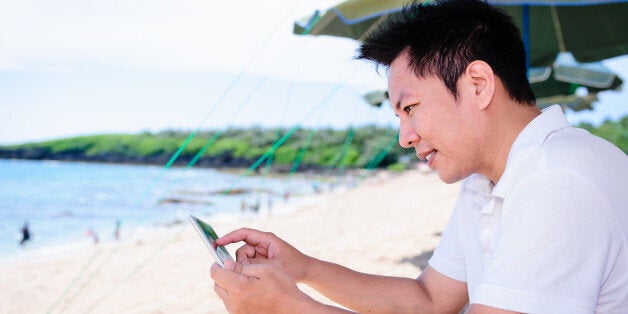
[{"left": 0, "top": 170, "right": 461, "bottom": 314}]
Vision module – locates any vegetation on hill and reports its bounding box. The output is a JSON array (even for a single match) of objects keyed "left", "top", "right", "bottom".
[
  {"left": 0, "top": 126, "right": 413, "bottom": 171},
  {"left": 1, "top": 116, "right": 625, "bottom": 172},
  {"left": 576, "top": 116, "right": 628, "bottom": 153}
]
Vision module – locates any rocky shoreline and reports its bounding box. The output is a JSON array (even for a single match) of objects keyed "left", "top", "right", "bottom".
[{"left": 0, "top": 148, "right": 326, "bottom": 173}]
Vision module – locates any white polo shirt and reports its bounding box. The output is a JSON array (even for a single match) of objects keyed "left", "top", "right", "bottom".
[{"left": 429, "top": 105, "right": 628, "bottom": 313}]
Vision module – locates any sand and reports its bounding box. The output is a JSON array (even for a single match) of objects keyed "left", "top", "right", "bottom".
[{"left": 0, "top": 170, "right": 461, "bottom": 314}]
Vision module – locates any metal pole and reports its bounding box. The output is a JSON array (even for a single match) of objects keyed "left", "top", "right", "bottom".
[{"left": 523, "top": 5, "right": 530, "bottom": 71}]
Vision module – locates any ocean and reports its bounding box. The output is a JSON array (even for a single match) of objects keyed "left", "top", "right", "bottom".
[{"left": 0, "top": 159, "right": 315, "bottom": 258}]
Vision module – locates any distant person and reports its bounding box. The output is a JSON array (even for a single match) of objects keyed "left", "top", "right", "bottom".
[
  {"left": 250, "top": 196, "right": 260, "bottom": 213},
  {"left": 19, "top": 222, "right": 30, "bottom": 246},
  {"left": 85, "top": 227, "right": 99, "bottom": 244},
  {"left": 240, "top": 200, "right": 247, "bottom": 213},
  {"left": 208, "top": 1, "right": 628, "bottom": 313},
  {"left": 311, "top": 180, "right": 321, "bottom": 194},
  {"left": 114, "top": 220, "right": 121, "bottom": 241}
]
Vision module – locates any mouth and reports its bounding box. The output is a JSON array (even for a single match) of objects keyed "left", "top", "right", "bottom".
[
  {"left": 418, "top": 149, "right": 437, "bottom": 161},
  {"left": 425, "top": 151, "right": 436, "bottom": 162},
  {"left": 418, "top": 149, "right": 437, "bottom": 168}
]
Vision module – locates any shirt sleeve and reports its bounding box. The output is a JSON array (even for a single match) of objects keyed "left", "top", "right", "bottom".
[
  {"left": 473, "top": 170, "right": 620, "bottom": 314},
  {"left": 429, "top": 195, "right": 467, "bottom": 283}
]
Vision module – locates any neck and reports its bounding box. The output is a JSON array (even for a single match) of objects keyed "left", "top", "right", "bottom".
[{"left": 482, "top": 101, "right": 541, "bottom": 184}]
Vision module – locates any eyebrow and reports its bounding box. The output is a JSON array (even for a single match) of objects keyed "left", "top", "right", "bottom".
[
  {"left": 394, "top": 100, "right": 401, "bottom": 112},
  {"left": 393, "top": 91, "right": 406, "bottom": 112}
]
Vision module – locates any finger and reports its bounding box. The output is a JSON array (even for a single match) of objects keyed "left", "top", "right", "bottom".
[
  {"left": 223, "top": 259, "right": 238, "bottom": 271},
  {"left": 232, "top": 261, "right": 260, "bottom": 277},
  {"left": 235, "top": 245, "right": 256, "bottom": 261},
  {"left": 213, "top": 283, "right": 233, "bottom": 313},
  {"left": 244, "top": 257, "right": 269, "bottom": 265},
  {"left": 237, "top": 263, "right": 246, "bottom": 276},
  {"left": 213, "top": 282, "right": 229, "bottom": 301},
  {"left": 210, "top": 261, "right": 239, "bottom": 289},
  {"left": 216, "top": 228, "right": 271, "bottom": 247},
  {"left": 237, "top": 263, "right": 268, "bottom": 279}
]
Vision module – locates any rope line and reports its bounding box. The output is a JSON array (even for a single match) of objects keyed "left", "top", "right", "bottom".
[
  {"left": 289, "top": 129, "right": 316, "bottom": 175},
  {"left": 83, "top": 233, "right": 180, "bottom": 313},
  {"left": 81, "top": 80, "right": 347, "bottom": 311},
  {"left": 365, "top": 132, "right": 399, "bottom": 169},
  {"left": 330, "top": 127, "right": 356, "bottom": 173},
  {"left": 54, "top": 39, "right": 309, "bottom": 314},
  {"left": 46, "top": 2, "right": 309, "bottom": 311},
  {"left": 47, "top": 152, "right": 180, "bottom": 313},
  {"left": 57, "top": 2, "right": 376, "bottom": 307}
]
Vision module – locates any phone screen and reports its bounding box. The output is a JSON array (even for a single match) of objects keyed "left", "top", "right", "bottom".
[{"left": 189, "top": 215, "right": 234, "bottom": 267}]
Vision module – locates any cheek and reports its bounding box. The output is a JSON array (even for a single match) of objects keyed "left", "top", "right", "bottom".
[
  {"left": 410, "top": 111, "right": 433, "bottom": 136},
  {"left": 437, "top": 125, "right": 479, "bottom": 164}
]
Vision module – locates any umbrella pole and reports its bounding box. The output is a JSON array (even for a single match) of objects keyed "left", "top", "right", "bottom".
[
  {"left": 523, "top": 5, "right": 530, "bottom": 72},
  {"left": 550, "top": 6, "right": 566, "bottom": 53}
]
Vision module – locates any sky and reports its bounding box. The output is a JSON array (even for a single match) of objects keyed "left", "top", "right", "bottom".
[{"left": 0, "top": 0, "right": 627, "bottom": 145}]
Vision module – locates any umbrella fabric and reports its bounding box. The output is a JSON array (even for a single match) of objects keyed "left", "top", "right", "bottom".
[
  {"left": 294, "top": 0, "right": 406, "bottom": 40},
  {"left": 362, "top": 71, "right": 621, "bottom": 111},
  {"left": 294, "top": 0, "right": 628, "bottom": 67},
  {"left": 499, "top": 1, "right": 628, "bottom": 67},
  {"left": 294, "top": 0, "right": 627, "bottom": 110}
]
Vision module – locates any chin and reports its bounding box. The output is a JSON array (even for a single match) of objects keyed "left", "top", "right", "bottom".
[{"left": 437, "top": 171, "right": 466, "bottom": 184}]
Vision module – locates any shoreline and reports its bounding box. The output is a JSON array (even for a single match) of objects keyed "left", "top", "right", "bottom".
[
  {"left": 0, "top": 170, "right": 460, "bottom": 313},
  {"left": 0, "top": 150, "right": 412, "bottom": 174},
  {"left": 1, "top": 159, "right": 385, "bottom": 260},
  {"left": 0, "top": 168, "right": 395, "bottom": 260}
]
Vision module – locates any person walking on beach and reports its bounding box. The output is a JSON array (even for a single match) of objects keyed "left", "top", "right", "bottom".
[
  {"left": 114, "top": 219, "right": 121, "bottom": 241},
  {"left": 209, "top": 1, "right": 628, "bottom": 313},
  {"left": 85, "top": 227, "right": 99, "bottom": 244},
  {"left": 19, "top": 222, "right": 30, "bottom": 246}
]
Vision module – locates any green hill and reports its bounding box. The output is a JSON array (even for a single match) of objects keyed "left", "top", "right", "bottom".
[
  {"left": 0, "top": 126, "right": 413, "bottom": 171},
  {"left": 1, "top": 118, "right": 625, "bottom": 172}
]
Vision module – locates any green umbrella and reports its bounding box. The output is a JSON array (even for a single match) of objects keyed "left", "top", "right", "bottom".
[
  {"left": 294, "top": 0, "right": 627, "bottom": 110},
  {"left": 363, "top": 73, "right": 622, "bottom": 111},
  {"left": 295, "top": 0, "right": 628, "bottom": 67}
]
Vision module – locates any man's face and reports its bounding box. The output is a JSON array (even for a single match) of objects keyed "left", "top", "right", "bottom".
[{"left": 388, "top": 53, "right": 484, "bottom": 184}]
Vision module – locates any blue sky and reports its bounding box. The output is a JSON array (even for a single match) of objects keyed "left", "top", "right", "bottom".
[{"left": 0, "top": 0, "right": 626, "bottom": 145}]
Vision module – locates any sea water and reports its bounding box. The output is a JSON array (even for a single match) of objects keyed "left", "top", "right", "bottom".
[{"left": 0, "top": 159, "right": 314, "bottom": 258}]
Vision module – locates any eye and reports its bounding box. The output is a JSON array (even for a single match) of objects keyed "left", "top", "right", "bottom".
[
  {"left": 403, "top": 104, "right": 416, "bottom": 114},
  {"left": 394, "top": 102, "right": 418, "bottom": 118}
]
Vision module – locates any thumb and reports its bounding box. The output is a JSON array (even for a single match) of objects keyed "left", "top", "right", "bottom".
[
  {"left": 237, "top": 263, "right": 266, "bottom": 279},
  {"left": 224, "top": 259, "right": 258, "bottom": 278},
  {"left": 245, "top": 257, "right": 269, "bottom": 266},
  {"left": 223, "top": 259, "right": 238, "bottom": 271}
]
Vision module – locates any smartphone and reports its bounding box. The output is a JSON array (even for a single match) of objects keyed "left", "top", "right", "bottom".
[{"left": 189, "top": 215, "right": 234, "bottom": 268}]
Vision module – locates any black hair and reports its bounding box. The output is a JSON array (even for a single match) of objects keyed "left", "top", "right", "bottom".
[{"left": 357, "top": 0, "right": 536, "bottom": 105}]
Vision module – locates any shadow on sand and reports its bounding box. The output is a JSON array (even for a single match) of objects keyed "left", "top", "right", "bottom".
[{"left": 398, "top": 250, "right": 434, "bottom": 271}]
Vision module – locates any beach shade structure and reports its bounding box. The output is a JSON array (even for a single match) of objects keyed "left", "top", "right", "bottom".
[
  {"left": 362, "top": 55, "right": 624, "bottom": 111},
  {"left": 363, "top": 69, "right": 623, "bottom": 111},
  {"left": 530, "top": 55, "right": 624, "bottom": 110},
  {"left": 294, "top": 0, "right": 628, "bottom": 109}
]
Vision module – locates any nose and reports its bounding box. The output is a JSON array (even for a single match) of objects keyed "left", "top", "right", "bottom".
[{"left": 398, "top": 118, "right": 420, "bottom": 148}]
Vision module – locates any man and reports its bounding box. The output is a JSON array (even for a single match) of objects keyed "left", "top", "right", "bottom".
[{"left": 210, "top": 0, "right": 628, "bottom": 313}]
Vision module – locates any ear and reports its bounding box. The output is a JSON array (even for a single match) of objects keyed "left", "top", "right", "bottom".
[{"left": 465, "top": 60, "right": 495, "bottom": 110}]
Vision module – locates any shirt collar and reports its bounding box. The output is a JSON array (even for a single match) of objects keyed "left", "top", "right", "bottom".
[
  {"left": 492, "top": 104, "right": 571, "bottom": 198},
  {"left": 463, "top": 173, "right": 495, "bottom": 207}
]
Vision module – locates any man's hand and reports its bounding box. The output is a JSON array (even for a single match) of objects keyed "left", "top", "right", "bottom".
[
  {"left": 213, "top": 228, "right": 469, "bottom": 313},
  {"left": 210, "top": 260, "right": 318, "bottom": 314},
  {"left": 216, "top": 228, "right": 314, "bottom": 283}
]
